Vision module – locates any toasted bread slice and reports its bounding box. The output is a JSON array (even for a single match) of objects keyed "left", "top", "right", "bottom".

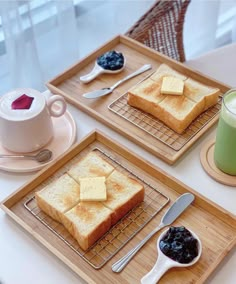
[
  {"left": 184, "top": 78, "right": 220, "bottom": 111},
  {"left": 158, "top": 95, "right": 201, "bottom": 134},
  {"left": 35, "top": 173, "right": 80, "bottom": 223},
  {"left": 150, "top": 63, "right": 187, "bottom": 82},
  {"left": 127, "top": 64, "right": 220, "bottom": 133},
  {"left": 61, "top": 202, "right": 112, "bottom": 250},
  {"left": 103, "top": 170, "right": 144, "bottom": 225},
  {"left": 127, "top": 78, "right": 166, "bottom": 116},
  {"left": 36, "top": 152, "right": 145, "bottom": 251},
  {"left": 68, "top": 151, "right": 114, "bottom": 183}
]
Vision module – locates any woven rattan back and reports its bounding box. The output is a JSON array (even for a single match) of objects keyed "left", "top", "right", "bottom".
[{"left": 125, "top": 0, "right": 190, "bottom": 62}]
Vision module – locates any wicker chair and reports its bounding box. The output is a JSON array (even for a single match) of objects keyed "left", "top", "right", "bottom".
[{"left": 125, "top": 0, "right": 190, "bottom": 62}]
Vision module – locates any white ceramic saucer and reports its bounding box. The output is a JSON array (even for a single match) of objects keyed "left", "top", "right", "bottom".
[{"left": 0, "top": 108, "right": 76, "bottom": 173}]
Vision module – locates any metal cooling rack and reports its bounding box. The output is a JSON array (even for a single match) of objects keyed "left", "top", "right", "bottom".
[
  {"left": 108, "top": 93, "right": 222, "bottom": 151},
  {"left": 24, "top": 148, "right": 169, "bottom": 269}
]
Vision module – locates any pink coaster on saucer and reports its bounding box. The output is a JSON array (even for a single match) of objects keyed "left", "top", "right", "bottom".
[
  {"left": 200, "top": 139, "right": 236, "bottom": 186},
  {"left": 0, "top": 108, "right": 76, "bottom": 173}
]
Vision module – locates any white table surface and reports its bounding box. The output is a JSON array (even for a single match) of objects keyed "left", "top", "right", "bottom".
[{"left": 1, "top": 43, "right": 236, "bottom": 284}]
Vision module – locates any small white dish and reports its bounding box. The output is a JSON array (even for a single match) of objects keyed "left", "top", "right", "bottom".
[
  {"left": 80, "top": 59, "right": 125, "bottom": 83},
  {"left": 141, "top": 228, "right": 202, "bottom": 284},
  {"left": 0, "top": 106, "right": 76, "bottom": 173}
]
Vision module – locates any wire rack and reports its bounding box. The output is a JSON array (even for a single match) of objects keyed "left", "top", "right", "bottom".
[
  {"left": 24, "top": 148, "right": 169, "bottom": 269},
  {"left": 109, "top": 93, "right": 222, "bottom": 151}
]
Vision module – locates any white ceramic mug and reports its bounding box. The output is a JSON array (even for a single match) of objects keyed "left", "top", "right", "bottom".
[{"left": 0, "top": 88, "right": 67, "bottom": 153}]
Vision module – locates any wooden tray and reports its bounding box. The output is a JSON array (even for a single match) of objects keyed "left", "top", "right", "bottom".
[
  {"left": 46, "top": 35, "right": 230, "bottom": 164},
  {"left": 1, "top": 130, "right": 236, "bottom": 284}
]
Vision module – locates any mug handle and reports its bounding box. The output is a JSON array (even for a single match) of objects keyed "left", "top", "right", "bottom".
[{"left": 47, "top": 95, "right": 67, "bottom": 117}]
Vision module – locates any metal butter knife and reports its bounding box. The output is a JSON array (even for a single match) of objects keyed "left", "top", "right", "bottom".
[
  {"left": 111, "top": 193, "right": 195, "bottom": 273},
  {"left": 82, "top": 64, "right": 152, "bottom": 99}
]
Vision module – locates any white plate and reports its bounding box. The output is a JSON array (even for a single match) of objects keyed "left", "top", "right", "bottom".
[{"left": 0, "top": 108, "right": 76, "bottom": 173}]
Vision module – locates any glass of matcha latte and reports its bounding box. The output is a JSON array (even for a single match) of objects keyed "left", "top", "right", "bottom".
[{"left": 214, "top": 89, "right": 236, "bottom": 175}]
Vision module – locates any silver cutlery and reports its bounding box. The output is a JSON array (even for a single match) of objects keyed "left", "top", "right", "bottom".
[
  {"left": 111, "top": 192, "right": 195, "bottom": 273},
  {"left": 0, "top": 149, "right": 53, "bottom": 163},
  {"left": 82, "top": 64, "right": 152, "bottom": 99}
]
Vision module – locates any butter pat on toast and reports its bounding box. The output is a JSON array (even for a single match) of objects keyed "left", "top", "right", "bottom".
[
  {"left": 161, "top": 76, "right": 184, "bottom": 95},
  {"left": 79, "top": 176, "right": 107, "bottom": 201}
]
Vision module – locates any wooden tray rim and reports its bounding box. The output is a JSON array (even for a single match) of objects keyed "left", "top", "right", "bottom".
[
  {"left": 1, "top": 130, "right": 236, "bottom": 284},
  {"left": 46, "top": 35, "right": 231, "bottom": 165}
]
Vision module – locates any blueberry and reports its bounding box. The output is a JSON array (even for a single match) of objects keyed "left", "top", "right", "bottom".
[
  {"left": 160, "top": 226, "right": 199, "bottom": 264},
  {"left": 159, "top": 241, "right": 170, "bottom": 254},
  {"left": 97, "top": 50, "right": 124, "bottom": 71},
  {"left": 171, "top": 241, "right": 183, "bottom": 251},
  {"left": 174, "top": 232, "right": 183, "bottom": 241},
  {"left": 169, "top": 227, "right": 176, "bottom": 233},
  {"left": 177, "top": 226, "right": 186, "bottom": 232}
]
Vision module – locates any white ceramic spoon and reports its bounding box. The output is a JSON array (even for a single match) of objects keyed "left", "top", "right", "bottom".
[
  {"left": 141, "top": 228, "right": 202, "bottom": 284},
  {"left": 80, "top": 59, "right": 125, "bottom": 83}
]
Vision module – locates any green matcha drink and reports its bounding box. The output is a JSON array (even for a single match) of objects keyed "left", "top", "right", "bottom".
[{"left": 214, "top": 89, "right": 236, "bottom": 175}]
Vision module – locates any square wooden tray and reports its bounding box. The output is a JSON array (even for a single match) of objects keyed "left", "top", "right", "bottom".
[
  {"left": 1, "top": 130, "right": 236, "bottom": 284},
  {"left": 47, "top": 35, "right": 230, "bottom": 164}
]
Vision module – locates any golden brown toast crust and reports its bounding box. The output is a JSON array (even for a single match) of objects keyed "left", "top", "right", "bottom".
[
  {"left": 35, "top": 173, "right": 80, "bottom": 223},
  {"left": 36, "top": 152, "right": 145, "bottom": 251},
  {"left": 104, "top": 170, "right": 144, "bottom": 225},
  {"left": 62, "top": 202, "right": 112, "bottom": 250},
  {"left": 68, "top": 151, "right": 114, "bottom": 182},
  {"left": 127, "top": 64, "right": 220, "bottom": 134}
]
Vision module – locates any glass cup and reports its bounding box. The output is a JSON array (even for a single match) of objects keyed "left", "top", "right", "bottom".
[{"left": 214, "top": 89, "right": 236, "bottom": 175}]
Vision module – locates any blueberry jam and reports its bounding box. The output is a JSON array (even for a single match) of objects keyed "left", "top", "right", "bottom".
[
  {"left": 97, "top": 50, "right": 124, "bottom": 71},
  {"left": 159, "top": 226, "right": 199, "bottom": 264}
]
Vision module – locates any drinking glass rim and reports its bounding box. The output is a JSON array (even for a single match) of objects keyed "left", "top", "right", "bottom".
[{"left": 223, "top": 89, "right": 236, "bottom": 116}]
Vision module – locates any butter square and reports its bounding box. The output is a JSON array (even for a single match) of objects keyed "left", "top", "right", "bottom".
[
  {"left": 79, "top": 176, "right": 107, "bottom": 201},
  {"left": 161, "top": 76, "right": 184, "bottom": 95}
]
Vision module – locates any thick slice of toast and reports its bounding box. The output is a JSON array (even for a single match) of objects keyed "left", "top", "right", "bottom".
[
  {"left": 35, "top": 173, "right": 80, "bottom": 223},
  {"left": 36, "top": 151, "right": 145, "bottom": 251},
  {"left": 127, "top": 78, "right": 166, "bottom": 117},
  {"left": 158, "top": 95, "right": 201, "bottom": 134},
  {"left": 103, "top": 170, "right": 144, "bottom": 225},
  {"left": 68, "top": 151, "right": 114, "bottom": 183},
  {"left": 150, "top": 63, "right": 187, "bottom": 82},
  {"left": 61, "top": 202, "right": 112, "bottom": 250},
  {"left": 127, "top": 64, "right": 220, "bottom": 134},
  {"left": 184, "top": 78, "right": 220, "bottom": 111}
]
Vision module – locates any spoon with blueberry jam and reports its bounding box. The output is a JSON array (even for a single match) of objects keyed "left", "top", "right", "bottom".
[
  {"left": 80, "top": 50, "right": 125, "bottom": 83},
  {"left": 141, "top": 226, "right": 202, "bottom": 284}
]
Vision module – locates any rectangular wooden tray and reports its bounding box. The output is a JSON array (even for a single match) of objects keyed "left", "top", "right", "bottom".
[
  {"left": 1, "top": 130, "right": 236, "bottom": 284},
  {"left": 47, "top": 35, "right": 230, "bottom": 164}
]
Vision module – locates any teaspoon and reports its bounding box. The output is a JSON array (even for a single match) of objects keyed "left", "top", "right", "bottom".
[{"left": 0, "top": 149, "right": 53, "bottom": 164}]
